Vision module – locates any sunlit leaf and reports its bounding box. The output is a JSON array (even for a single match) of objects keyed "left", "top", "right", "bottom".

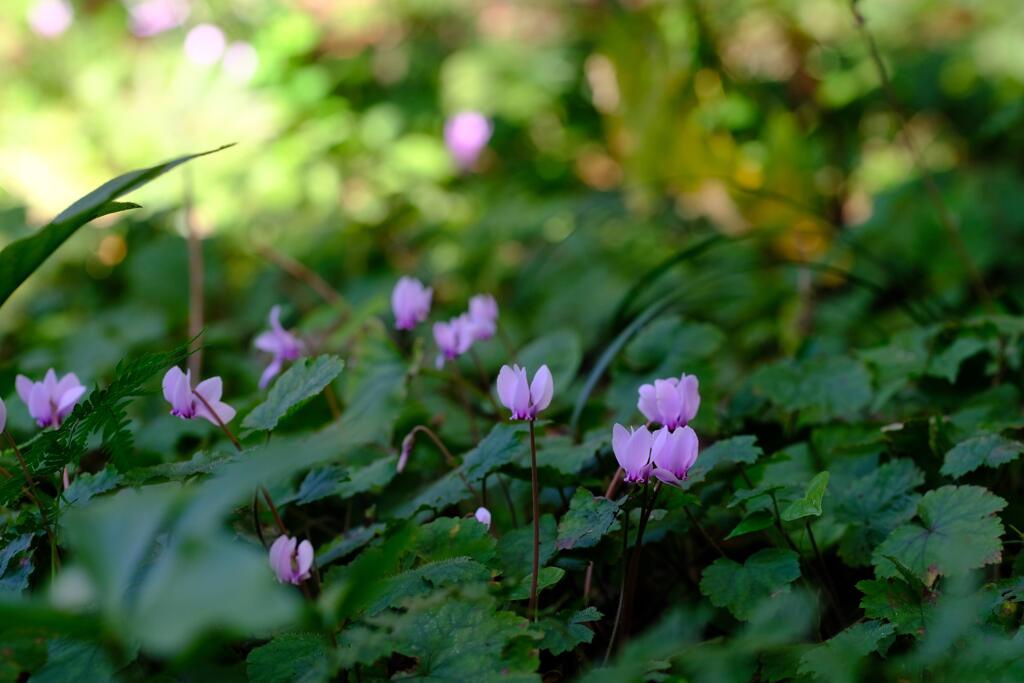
[{"left": 243, "top": 355, "right": 344, "bottom": 432}]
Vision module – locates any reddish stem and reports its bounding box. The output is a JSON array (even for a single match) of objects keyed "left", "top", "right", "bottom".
[{"left": 527, "top": 420, "right": 541, "bottom": 622}]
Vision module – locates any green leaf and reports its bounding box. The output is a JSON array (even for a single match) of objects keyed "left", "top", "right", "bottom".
[
  {"left": 926, "top": 336, "right": 987, "bottom": 383},
  {"left": 411, "top": 516, "right": 497, "bottom": 565},
  {"left": 798, "top": 620, "right": 895, "bottom": 683},
  {"left": 699, "top": 549, "right": 802, "bottom": 620},
  {"left": 367, "top": 557, "right": 492, "bottom": 616},
  {"left": 556, "top": 489, "right": 619, "bottom": 550},
  {"left": 833, "top": 459, "right": 923, "bottom": 566},
  {"left": 941, "top": 433, "right": 1024, "bottom": 479},
  {"left": 857, "top": 579, "right": 928, "bottom": 636},
  {"left": 508, "top": 566, "right": 566, "bottom": 600},
  {"left": 0, "top": 146, "right": 230, "bottom": 310},
  {"left": 873, "top": 485, "right": 1007, "bottom": 585},
  {"left": 30, "top": 638, "right": 117, "bottom": 683},
  {"left": 580, "top": 608, "right": 707, "bottom": 683},
  {"left": 781, "top": 472, "right": 830, "bottom": 522},
  {"left": 725, "top": 511, "right": 775, "bottom": 540},
  {"left": 316, "top": 524, "right": 385, "bottom": 567},
  {"left": 497, "top": 514, "right": 557, "bottom": 581},
  {"left": 535, "top": 434, "right": 603, "bottom": 477},
  {"left": 538, "top": 607, "right": 601, "bottom": 656},
  {"left": 369, "top": 593, "right": 539, "bottom": 680},
  {"left": 247, "top": 633, "right": 333, "bottom": 683},
  {"left": 243, "top": 355, "right": 345, "bottom": 431},
  {"left": 751, "top": 356, "right": 872, "bottom": 424},
  {"left": 683, "top": 435, "right": 762, "bottom": 489},
  {"left": 0, "top": 534, "right": 34, "bottom": 594},
  {"left": 61, "top": 468, "right": 122, "bottom": 508}
]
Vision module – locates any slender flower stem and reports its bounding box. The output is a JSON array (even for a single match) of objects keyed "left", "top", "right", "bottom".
[
  {"left": 621, "top": 485, "right": 659, "bottom": 640},
  {"left": 404, "top": 425, "right": 480, "bottom": 501},
  {"left": 605, "top": 490, "right": 633, "bottom": 664},
  {"left": 769, "top": 490, "right": 800, "bottom": 553},
  {"left": 583, "top": 468, "right": 625, "bottom": 605},
  {"left": 262, "top": 487, "right": 288, "bottom": 535},
  {"left": 192, "top": 392, "right": 242, "bottom": 452},
  {"left": 527, "top": 420, "right": 541, "bottom": 623},
  {"left": 3, "top": 431, "right": 59, "bottom": 572},
  {"left": 806, "top": 520, "right": 847, "bottom": 623},
  {"left": 184, "top": 168, "right": 204, "bottom": 379}
]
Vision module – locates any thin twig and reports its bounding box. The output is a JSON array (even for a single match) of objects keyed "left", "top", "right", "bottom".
[
  {"left": 848, "top": 0, "right": 990, "bottom": 305},
  {"left": 527, "top": 420, "right": 541, "bottom": 622},
  {"left": 605, "top": 489, "right": 634, "bottom": 664},
  {"left": 252, "top": 493, "right": 268, "bottom": 549},
  {"left": 403, "top": 425, "right": 480, "bottom": 500},
  {"left": 184, "top": 168, "right": 204, "bottom": 378},
  {"left": 257, "top": 244, "right": 345, "bottom": 307}
]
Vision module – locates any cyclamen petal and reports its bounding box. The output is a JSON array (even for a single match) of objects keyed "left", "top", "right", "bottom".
[
  {"left": 474, "top": 506, "right": 492, "bottom": 529},
  {"left": 162, "top": 366, "right": 236, "bottom": 426},
  {"left": 0, "top": 398, "right": 6, "bottom": 433},
  {"left": 497, "top": 364, "right": 554, "bottom": 421},
  {"left": 17, "top": 369, "right": 86, "bottom": 429},
  {"left": 636, "top": 373, "right": 701, "bottom": 430},
  {"left": 612, "top": 424, "right": 654, "bottom": 483},
  {"left": 392, "top": 277, "right": 433, "bottom": 330},
  {"left": 268, "top": 535, "right": 315, "bottom": 585},
  {"left": 651, "top": 425, "right": 699, "bottom": 487},
  {"left": 255, "top": 306, "right": 304, "bottom": 389}
]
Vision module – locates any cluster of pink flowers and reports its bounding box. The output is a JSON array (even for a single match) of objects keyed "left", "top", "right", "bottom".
[
  {"left": 612, "top": 373, "right": 701, "bottom": 487},
  {"left": 390, "top": 276, "right": 500, "bottom": 369}
]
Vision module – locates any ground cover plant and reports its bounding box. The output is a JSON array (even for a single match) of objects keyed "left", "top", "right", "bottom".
[{"left": 3, "top": 1, "right": 1024, "bottom": 681}]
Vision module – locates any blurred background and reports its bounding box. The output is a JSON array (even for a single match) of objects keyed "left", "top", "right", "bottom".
[{"left": 1, "top": 0, "right": 1024, "bottom": 436}]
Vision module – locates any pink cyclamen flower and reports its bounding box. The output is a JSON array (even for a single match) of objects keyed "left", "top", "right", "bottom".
[
  {"left": 612, "top": 424, "right": 654, "bottom": 484},
  {"left": 433, "top": 315, "right": 478, "bottom": 368},
  {"left": 254, "top": 306, "right": 304, "bottom": 389},
  {"left": 496, "top": 364, "right": 553, "bottom": 421},
  {"left": 184, "top": 23, "right": 225, "bottom": 66},
  {"left": 637, "top": 373, "right": 700, "bottom": 431},
  {"left": 162, "top": 366, "right": 236, "bottom": 424},
  {"left": 0, "top": 398, "right": 6, "bottom": 433},
  {"left": 474, "top": 506, "right": 492, "bottom": 529},
  {"left": 268, "top": 535, "right": 314, "bottom": 585},
  {"left": 651, "top": 425, "right": 699, "bottom": 487},
  {"left": 16, "top": 370, "right": 86, "bottom": 429},
  {"left": 128, "top": 0, "right": 189, "bottom": 37},
  {"left": 28, "top": 0, "right": 73, "bottom": 38},
  {"left": 392, "top": 276, "right": 433, "bottom": 331},
  {"left": 444, "top": 111, "right": 492, "bottom": 170},
  {"left": 467, "top": 294, "right": 498, "bottom": 341},
  {"left": 223, "top": 41, "right": 259, "bottom": 83}
]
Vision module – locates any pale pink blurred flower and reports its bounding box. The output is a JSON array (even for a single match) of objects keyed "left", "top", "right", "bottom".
[
  {"left": 127, "top": 0, "right": 189, "bottom": 37},
  {"left": 0, "top": 398, "right": 6, "bottom": 433},
  {"left": 27, "top": 0, "right": 73, "bottom": 39},
  {"left": 433, "top": 315, "right": 479, "bottom": 368},
  {"left": 444, "top": 112, "right": 492, "bottom": 170},
  {"left": 254, "top": 306, "right": 304, "bottom": 390},
  {"left": 391, "top": 276, "right": 432, "bottom": 331},
  {"left": 268, "top": 535, "right": 314, "bottom": 585},
  {"left": 467, "top": 294, "right": 498, "bottom": 341},
  {"left": 474, "top": 506, "right": 492, "bottom": 529},
  {"left": 223, "top": 41, "right": 259, "bottom": 83},
  {"left": 184, "top": 23, "right": 225, "bottom": 66}
]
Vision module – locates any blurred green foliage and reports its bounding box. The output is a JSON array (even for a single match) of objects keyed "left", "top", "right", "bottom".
[{"left": 2, "top": 0, "right": 1024, "bottom": 680}]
